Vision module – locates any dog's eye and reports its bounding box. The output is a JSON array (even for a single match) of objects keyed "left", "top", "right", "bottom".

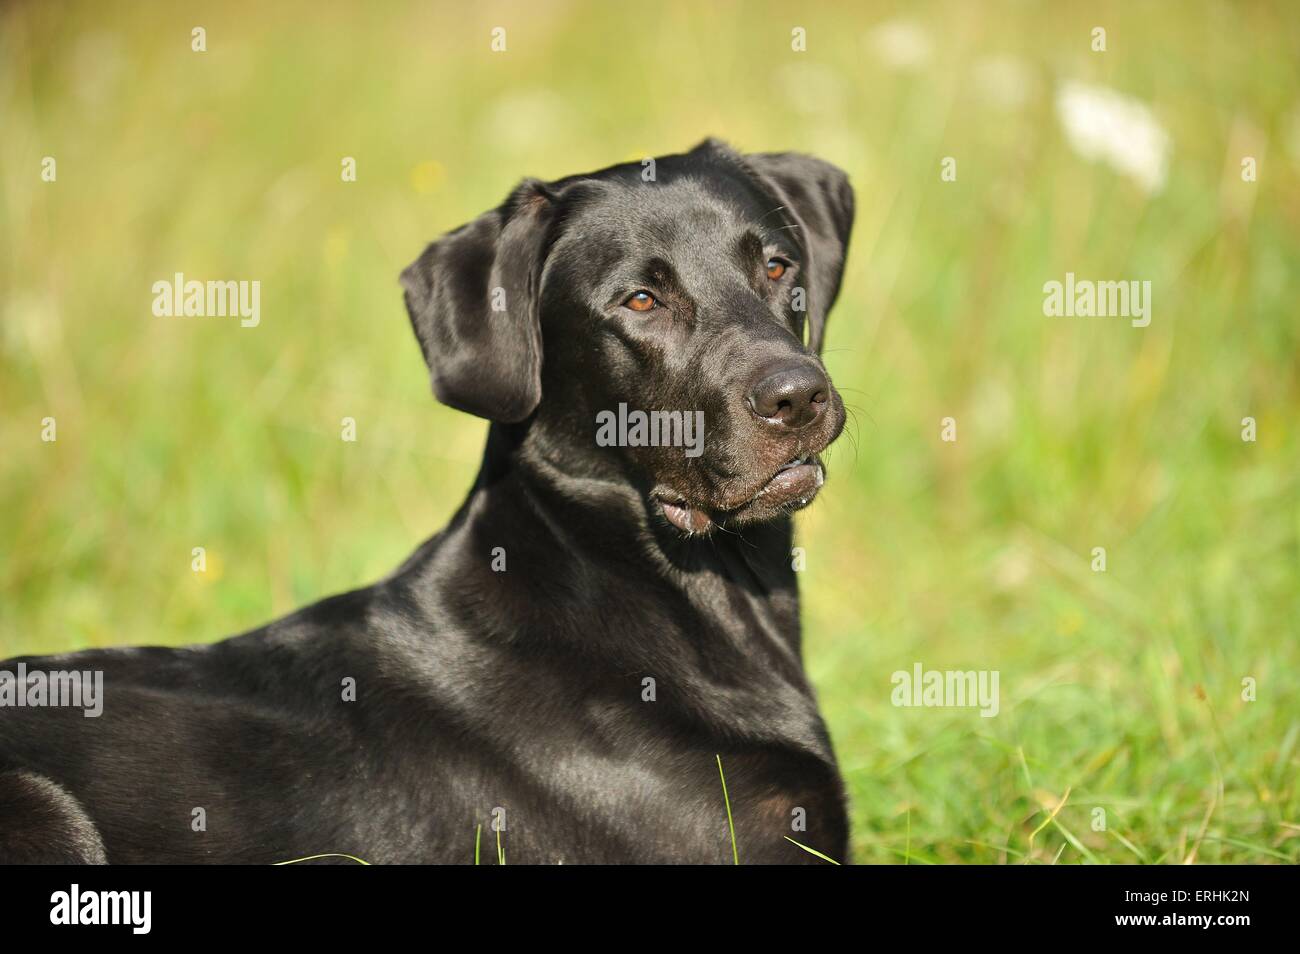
[
  {"left": 624, "top": 291, "right": 657, "bottom": 312},
  {"left": 765, "top": 258, "right": 788, "bottom": 280}
]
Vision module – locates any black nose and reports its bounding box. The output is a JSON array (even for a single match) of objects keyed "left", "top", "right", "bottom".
[{"left": 746, "top": 361, "right": 830, "bottom": 430}]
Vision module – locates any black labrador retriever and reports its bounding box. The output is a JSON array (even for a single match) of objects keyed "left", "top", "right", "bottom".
[{"left": 0, "top": 139, "right": 855, "bottom": 864}]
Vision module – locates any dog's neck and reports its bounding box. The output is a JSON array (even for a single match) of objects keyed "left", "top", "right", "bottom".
[{"left": 395, "top": 421, "right": 833, "bottom": 759}]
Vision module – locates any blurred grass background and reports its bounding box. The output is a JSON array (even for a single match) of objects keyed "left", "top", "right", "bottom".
[{"left": 2, "top": 0, "right": 1298, "bottom": 863}]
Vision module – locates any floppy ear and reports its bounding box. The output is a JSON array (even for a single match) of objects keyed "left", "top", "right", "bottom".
[
  {"left": 743, "top": 151, "right": 854, "bottom": 353},
  {"left": 400, "top": 180, "right": 555, "bottom": 423}
]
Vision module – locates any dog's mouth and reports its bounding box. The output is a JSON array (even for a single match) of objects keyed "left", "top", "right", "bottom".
[{"left": 656, "top": 453, "right": 826, "bottom": 534}]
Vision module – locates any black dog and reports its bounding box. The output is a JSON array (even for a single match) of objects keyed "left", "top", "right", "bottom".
[{"left": 0, "top": 139, "right": 854, "bottom": 864}]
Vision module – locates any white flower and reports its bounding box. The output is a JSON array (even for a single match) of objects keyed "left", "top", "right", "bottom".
[
  {"left": 865, "top": 19, "right": 931, "bottom": 72},
  {"left": 1055, "top": 81, "right": 1171, "bottom": 194}
]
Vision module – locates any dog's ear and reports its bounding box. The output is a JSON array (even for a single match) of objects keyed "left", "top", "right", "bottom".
[
  {"left": 742, "top": 151, "right": 854, "bottom": 353},
  {"left": 401, "top": 180, "right": 556, "bottom": 423}
]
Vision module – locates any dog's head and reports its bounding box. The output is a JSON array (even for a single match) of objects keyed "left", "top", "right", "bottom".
[{"left": 401, "top": 139, "right": 853, "bottom": 534}]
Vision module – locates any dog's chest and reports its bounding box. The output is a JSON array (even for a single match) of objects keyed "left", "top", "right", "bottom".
[{"left": 398, "top": 683, "right": 847, "bottom": 863}]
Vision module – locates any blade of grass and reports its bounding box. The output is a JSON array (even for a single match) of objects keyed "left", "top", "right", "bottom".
[
  {"left": 784, "top": 835, "right": 842, "bottom": 865},
  {"left": 716, "top": 754, "right": 739, "bottom": 865},
  {"left": 273, "top": 853, "right": 370, "bottom": 865},
  {"left": 1049, "top": 815, "right": 1099, "bottom": 864},
  {"left": 1026, "top": 785, "right": 1070, "bottom": 860},
  {"left": 965, "top": 839, "right": 1029, "bottom": 859},
  {"left": 1182, "top": 787, "right": 1218, "bottom": 864},
  {"left": 905, "top": 806, "right": 911, "bottom": 865},
  {"left": 1109, "top": 828, "right": 1150, "bottom": 864},
  {"left": 1197, "top": 835, "right": 1296, "bottom": 862},
  {"left": 881, "top": 847, "right": 936, "bottom": 864}
]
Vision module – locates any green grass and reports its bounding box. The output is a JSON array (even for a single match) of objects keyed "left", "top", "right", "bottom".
[{"left": 2, "top": 0, "right": 1297, "bottom": 864}]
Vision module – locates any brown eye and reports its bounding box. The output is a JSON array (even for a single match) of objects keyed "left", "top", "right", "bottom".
[
  {"left": 766, "top": 258, "right": 787, "bottom": 280},
  {"left": 625, "top": 291, "right": 656, "bottom": 312}
]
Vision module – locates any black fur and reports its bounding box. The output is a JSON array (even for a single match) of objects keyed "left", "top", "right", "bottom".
[{"left": 0, "top": 139, "right": 855, "bottom": 864}]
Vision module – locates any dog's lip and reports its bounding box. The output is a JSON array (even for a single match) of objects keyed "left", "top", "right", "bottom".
[
  {"left": 655, "top": 453, "right": 826, "bottom": 532},
  {"left": 775, "top": 453, "right": 813, "bottom": 474},
  {"left": 746, "top": 454, "right": 825, "bottom": 508},
  {"left": 658, "top": 498, "right": 714, "bottom": 533}
]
